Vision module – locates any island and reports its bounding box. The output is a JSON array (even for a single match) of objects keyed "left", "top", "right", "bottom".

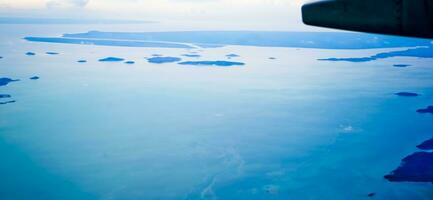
[
  {"left": 26, "top": 52, "right": 36, "bottom": 56},
  {"left": 384, "top": 152, "right": 433, "bottom": 183},
  {"left": 395, "top": 92, "right": 419, "bottom": 97},
  {"left": 417, "top": 138, "right": 433, "bottom": 150},
  {"left": 416, "top": 106, "right": 433, "bottom": 114},
  {"left": 77, "top": 60, "right": 87, "bottom": 63},
  {"left": 385, "top": 136, "right": 433, "bottom": 183},
  {"left": 318, "top": 57, "right": 374, "bottom": 62},
  {"left": 178, "top": 61, "right": 245, "bottom": 67},
  {"left": 393, "top": 64, "right": 411, "bottom": 68},
  {"left": 0, "top": 100, "right": 16, "bottom": 105},
  {"left": 318, "top": 46, "right": 433, "bottom": 63},
  {"left": 226, "top": 54, "right": 240, "bottom": 58},
  {"left": 0, "top": 94, "right": 11, "bottom": 98},
  {"left": 124, "top": 61, "right": 135, "bottom": 64},
  {"left": 182, "top": 54, "right": 201, "bottom": 58},
  {"left": 0, "top": 78, "right": 19, "bottom": 86},
  {"left": 98, "top": 57, "right": 125, "bottom": 62},
  {"left": 147, "top": 56, "right": 181, "bottom": 64},
  {"left": 30, "top": 76, "right": 40, "bottom": 80},
  {"left": 46, "top": 52, "right": 59, "bottom": 55}
]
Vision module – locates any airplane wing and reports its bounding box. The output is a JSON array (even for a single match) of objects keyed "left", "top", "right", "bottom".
[{"left": 302, "top": 0, "right": 433, "bottom": 38}]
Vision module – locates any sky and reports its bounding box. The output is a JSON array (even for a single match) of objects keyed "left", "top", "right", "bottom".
[{"left": 0, "top": 0, "right": 314, "bottom": 30}]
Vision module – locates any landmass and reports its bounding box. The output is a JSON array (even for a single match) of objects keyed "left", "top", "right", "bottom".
[
  {"left": 77, "top": 60, "right": 87, "bottom": 63},
  {"left": 124, "top": 61, "right": 135, "bottom": 64},
  {"left": 59, "top": 31, "right": 432, "bottom": 49},
  {"left": 0, "top": 78, "right": 19, "bottom": 86},
  {"left": 147, "top": 56, "right": 181, "bottom": 64},
  {"left": 98, "top": 57, "right": 125, "bottom": 62},
  {"left": 178, "top": 61, "right": 245, "bottom": 67},
  {"left": 30, "top": 76, "right": 40, "bottom": 80},
  {"left": 46, "top": 52, "right": 59, "bottom": 55},
  {"left": 395, "top": 92, "right": 419, "bottom": 97},
  {"left": 26, "top": 52, "right": 36, "bottom": 56}
]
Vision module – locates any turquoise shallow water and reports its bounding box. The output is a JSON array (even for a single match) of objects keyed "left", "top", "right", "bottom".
[{"left": 1, "top": 25, "right": 433, "bottom": 199}]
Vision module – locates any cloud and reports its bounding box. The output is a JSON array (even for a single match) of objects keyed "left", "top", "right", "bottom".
[
  {"left": 46, "top": 0, "right": 90, "bottom": 8},
  {"left": 0, "top": 0, "right": 317, "bottom": 31}
]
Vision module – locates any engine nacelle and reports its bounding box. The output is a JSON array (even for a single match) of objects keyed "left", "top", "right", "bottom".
[{"left": 302, "top": 0, "right": 433, "bottom": 38}]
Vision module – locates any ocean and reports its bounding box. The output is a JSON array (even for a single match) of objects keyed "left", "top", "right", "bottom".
[{"left": 1, "top": 24, "right": 433, "bottom": 199}]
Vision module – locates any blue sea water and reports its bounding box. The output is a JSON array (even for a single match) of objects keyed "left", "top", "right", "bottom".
[{"left": 1, "top": 24, "right": 433, "bottom": 199}]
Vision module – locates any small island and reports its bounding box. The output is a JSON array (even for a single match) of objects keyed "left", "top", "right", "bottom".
[
  {"left": 46, "top": 52, "right": 59, "bottom": 55},
  {"left": 147, "top": 56, "right": 181, "bottom": 64},
  {"left": 0, "top": 100, "right": 16, "bottom": 105},
  {"left": 77, "top": 60, "right": 87, "bottom": 63},
  {"left": 395, "top": 92, "right": 419, "bottom": 97},
  {"left": 182, "top": 54, "right": 201, "bottom": 58},
  {"left": 26, "top": 52, "right": 36, "bottom": 56},
  {"left": 226, "top": 54, "right": 240, "bottom": 58},
  {"left": 30, "top": 76, "right": 40, "bottom": 80},
  {"left": 178, "top": 61, "right": 245, "bottom": 67},
  {"left": 0, "top": 94, "right": 11, "bottom": 98},
  {"left": 318, "top": 57, "right": 373, "bottom": 62},
  {"left": 0, "top": 78, "right": 19, "bottom": 87},
  {"left": 416, "top": 106, "right": 433, "bottom": 114},
  {"left": 124, "top": 61, "right": 135, "bottom": 64},
  {"left": 98, "top": 57, "right": 125, "bottom": 62},
  {"left": 393, "top": 64, "right": 411, "bottom": 68}
]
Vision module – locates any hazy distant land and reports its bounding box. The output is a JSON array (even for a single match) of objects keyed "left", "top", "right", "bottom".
[{"left": 25, "top": 31, "right": 433, "bottom": 49}]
